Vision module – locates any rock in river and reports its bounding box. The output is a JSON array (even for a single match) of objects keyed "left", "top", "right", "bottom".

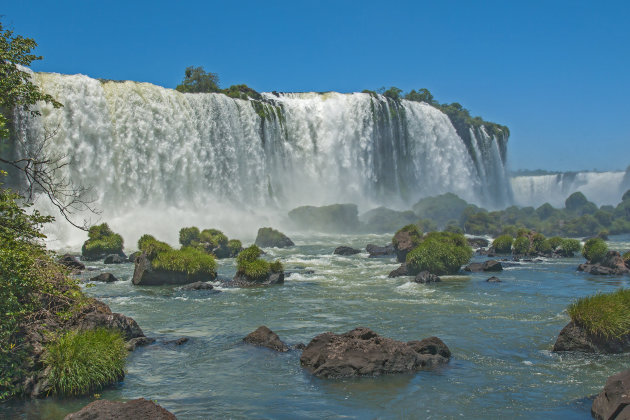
[
  {"left": 553, "top": 321, "right": 630, "bottom": 353},
  {"left": 591, "top": 368, "right": 630, "bottom": 420},
  {"left": 64, "top": 398, "right": 177, "bottom": 420},
  {"left": 464, "top": 260, "right": 503, "bottom": 272},
  {"left": 333, "top": 246, "right": 361, "bottom": 256},
  {"left": 89, "top": 273, "right": 118, "bottom": 283},
  {"left": 414, "top": 271, "right": 440, "bottom": 284},
  {"left": 243, "top": 326, "right": 289, "bottom": 352}
]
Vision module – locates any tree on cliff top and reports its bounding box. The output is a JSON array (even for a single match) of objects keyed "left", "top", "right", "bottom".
[
  {"left": 0, "top": 20, "right": 96, "bottom": 230},
  {"left": 175, "top": 66, "right": 221, "bottom": 93}
]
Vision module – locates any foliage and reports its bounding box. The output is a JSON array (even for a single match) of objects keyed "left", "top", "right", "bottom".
[
  {"left": 382, "top": 86, "right": 403, "bottom": 100},
  {"left": 270, "top": 260, "right": 283, "bottom": 273},
  {"left": 235, "top": 245, "right": 279, "bottom": 281},
  {"left": 512, "top": 236, "right": 530, "bottom": 255},
  {"left": 175, "top": 66, "right": 220, "bottom": 93},
  {"left": 582, "top": 238, "right": 608, "bottom": 263},
  {"left": 531, "top": 233, "right": 550, "bottom": 254},
  {"left": 227, "top": 239, "right": 242, "bottom": 257},
  {"left": 404, "top": 88, "right": 436, "bottom": 104},
  {"left": 405, "top": 231, "right": 472, "bottom": 276},
  {"left": 567, "top": 289, "right": 630, "bottom": 339},
  {"left": 200, "top": 229, "right": 228, "bottom": 248},
  {"left": 412, "top": 193, "right": 471, "bottom": 228},
  {"left": 623, "top": 251, "right": 630, "bottom": 262},
  {"left": 138, "top": 235, "right": 172, "bottom": 260},
  {"left": 179, "top": 227, "right": 200, "bottom": 247},
  {"left": 492, "top": 235, "right": 513, "bottom": 254},
  {"left": 223, "top": 84, "right": 262, "bottom": 100},
  {"left": 559, "top": 239, "right": 582, "bottom": 257},
  {"left": 547, "top": 236, "right": 563, "bottom": 250},
  {"left": 393, "top": 224, "right": 423, "bottom": 248},
  {"left": 43, "top": 329, "right": 126, "bottom": 396},
  {"left": 81, "top": 223, "right": 123, "bottom": 259},
  {"left": 288, "top": 204, "right": 360, "bottom": 233},
  {"left": 152, "top": 247, "right": 217, "bottom": 276}
]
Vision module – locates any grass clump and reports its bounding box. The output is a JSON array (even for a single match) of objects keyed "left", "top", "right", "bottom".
[
  {"left": 559, "top": 239, "right": 582, "bottom": 257},
  {"left": 236, "top": 245, "right": 282, "bottom": 281},
  {"left": 406, "top": 231, "right": 472, "bottom": 276},
  {"left": 152, "top": 247, "right": 217, "bottom": 276},
  {"left": 492, "top": 234, "right": 513, "bottom": 254},
  {"left": 43, "top": 328, "right": 126, "bottom": 396},
  {"left": 512, "top": 236, "right": 530, "bottom": 255},
  {"left": 138, "top": 235, "right": 172, "bottom": 260},
  {"left": 393, "top": 224, "right": 423, "bottom": 248},
  {"left": 179, "top": 227, "right": 200, "bottom": 247},
  {"left": 582, "top": 238, "right": 608, "bottom": 263},
  {"left": 81, "top": 223, "right": 123, "bottom": 260},
  {"left": 567, "top": 289, "right": 630, "bottom": 339}
]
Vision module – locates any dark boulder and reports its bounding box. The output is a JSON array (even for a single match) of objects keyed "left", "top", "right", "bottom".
[
  {"left": 464, "top": 260, "right": 503, "bottom": 272},
  {"left": 243, "top": 326, "right": 289, "bottom": 352},
  {"left": 231, "top": 271, "right": 284, "bottom": 288},
  {"left": 68, "top": 299, "right": 145, "bottom": 341},
  {"left": 578, "top": 251, "right": 629, "bottom": 276},
  {"left": 57, "top": 254, "right": 85, "bottom": 270},
  {"left": 254, "top": 227, "right": 294, "bottom": 248},
  {"left": 180, "top": 281, "right": 217, "bottom": 291},
  {"left": 164, "top": 337, "right": 189, "bottom": 346},
  {"left": 467, "top": 237, "right": 490, "bottom": 249},
  {"left": 414, "top": 271, "right": 440, "bottom": 284},
  {"left": 104, "top": 254, "right": 125, "bottom": 264},
  {"left": 388, "top": 264, "right": 409, "bottom": 278},
  {"left": 553, "top": 321, "right": 630, "bottom": 353},
  {"left": 393, "top": 229, "right": 421, "bottom": 263},
  {"left": 592, "top": 368, "right": 630, "bottom": 420},
  {"left": 333, "top": 246, "right": 361, "bottom": 256},
  {"left": 366, "top": 243, "right": 395, "bottom": 258},
  {"left": 300, "top": 327, "right": 450, "bottom": 378},
  {"left": 89, "top": 273, "right": 119, "bottom": 283},
  {"left": 486, "top": 276, "right": 501, "bottom": 283},
  {"left": 125, "top": 336, "right": 156, "bottom": 351},
  {"left": 64, "top": 398, "right": 177, "bottom": 420},
  {"left": 127, "top": 251, "right": 139, "bottom": 263},
  {"left": 132, "top": 252, "right": 216, "bottom": 286}
]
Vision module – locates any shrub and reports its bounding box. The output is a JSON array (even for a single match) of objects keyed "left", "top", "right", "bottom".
[
  {"left": 235, "top": 245, "right": 277, "bottom": 281},
  {"left": 81, "top": 223, "right": 123, "bottom": 260},
  {"left": 492, "top": 235, "right": 513, "bottom": 254},
  {"left": 531, "top": 233, "right": 551, "bottom": 254},
  {"left": 200, "top": 229, "right": 228, "bottom": 249},
  {"left": 582, "top": 238, "right": 608, "bottom": 263},
  {"left": 516, "top": 228, "right": 529, "bottom": 237},
  {"left": 406, "top": 232, "right": 472, "bottom": 275},
  {"left": 270, "top": 260, "right": 283, "bottom": 273},
  {"left": 512, "top": 236, "right": 530, "bottom": 255},
  {"left": 179, "top": 227, "right": 200, "bottom": 247},
  {"left": 152, "top": 247, "right": 217, "bottom": 276},
  {"left": 393, "top": 224, "right": 423, "bottom": 248},
  {"left": 547, "top": 236, "right": 563, "bottom": 250},
  {"left": 138, "top": 236, "right": 172, "bottom": 260},
  {"left": 559, "top": 239, "right": 582, "bottom": 257},
  {"left": 567, "top": 289, "right": 630, "bottom": 339},
  {"left": 227, "top": 239, "right": 242, "bottom": 257},
  {"left": 43, "top": 328, "right": 126, "bottom": 396},
  {"left": 236, "top": 245, "right": 263, "bottom": 265}
]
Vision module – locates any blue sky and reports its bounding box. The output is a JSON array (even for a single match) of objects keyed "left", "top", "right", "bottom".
[{"left": 3, "top": 0, "right": 629, "bottom": 172}]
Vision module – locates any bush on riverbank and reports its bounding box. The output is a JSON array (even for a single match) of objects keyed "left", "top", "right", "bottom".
[
  {"left": 583, "top": 238, "right": 608, "bottom": 263},
  {"left": 492, "top": 235, "right": 513, "bottom": 254},
  {"left": 43, "top": 329, "right": 126, "bottom": 396},
  {"left": 405, "top": 232, "right": 472, "bottom": 276},
  {"left": 81, "top": 223, "right": 124, "bottom": 260},
  {"left": 567, "top": 289, "right": 630, "bottom": 339}
]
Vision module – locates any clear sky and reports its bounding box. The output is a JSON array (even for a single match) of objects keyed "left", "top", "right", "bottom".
[{"left": 2, "top": 0, "right": 629, "bottom": 172}]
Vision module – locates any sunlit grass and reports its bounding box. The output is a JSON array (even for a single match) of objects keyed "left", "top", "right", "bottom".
[{"left": 567, "top": 289, "right": 630, "bottom": 339}]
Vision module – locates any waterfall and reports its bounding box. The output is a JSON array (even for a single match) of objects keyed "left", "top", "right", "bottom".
[
  {"left": 15, "top": 72, "right": 511, "bottom": 248},
  {"left": 510, "top": 170, "right": 629, "bottom": 208}
]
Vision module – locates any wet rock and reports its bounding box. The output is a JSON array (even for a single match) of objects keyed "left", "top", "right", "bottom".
[
  {"left": 293, "top": 343, "right": 306, "bottom": 350},
  {"left": 300, "top": 327, "right": 450, "bottom": 378},
  {"left": 254, "top": 227, "right": 294, "bottom": 248},
  {"left": 467, "top": 237, "right": 490, "bottom": 249},
  {"left": 393, "top": 229, "right": 421, "bottom": 263},
  {"left": 553, "top": 321, "right": 630, "bottom": 353},
  {"left": 486, "top": 276, "right": 501, "bottom": 282},
  {"left": 578, "top": 251, "right": 629, "bottom": 276},
  {"left": 180, "top": 281, "right": 217, "bottom": 291},
  {"left": 127, "top": 251, "right": 139, "bottom": 263},
  {"left": 243, "top": 326, "right": 289, "bottom": 352},
  {"left": 89, "top": 273, "right": 119, "bottom": 283},
  {"left": 388, "top": 263, "right": 409, "bottom": 278},
  {"left": 231, "top": 271, "right": 284, "bottom": 288},
  {"left": 64, "top": 398, "right": 177, "bottom": 420},
  {"left": 165, "top": 337, "right": 189, "bottom": 346},
  {"left": 333, "top": 246, "right": 361, "bottom": 256},
  {"left": 125, "top": 336, "right": 156, "bottom": 351},
  {"left": 592, "top": 368, "right": 630, "bottom": 420},
  {"left": 414, "top": 271, "right": 441, "bottom": 284},
  {"left": 132, "top": 252, "right": 216, "bottom": 286},
  {"left": 104, "top": 254, "right": 125, "bottom": 264},
  {"left": 464, "top": 260, "right": 503, "bottom": 272},
  {"left": 68, "top": 299, "right": 145, "bottom": 341},
  {"left": 57, "top": 254, "right": 85, "bottom": 271},
  {"left": 366, "top": 243, "right": 395, "bottom": 258}
]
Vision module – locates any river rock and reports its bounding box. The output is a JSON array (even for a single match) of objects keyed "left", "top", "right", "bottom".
[
  {"left": 553, "top": 321, "right": 630, "bottom": 353},
  {"left": 132, "top": 252, "right": 216, "bottom": 286},
  {"left": 388, "top": 263, "right": 409, "bottom": 278},
  {"left": 591, "top": 368, "right": 630, "bottom": 420},
  {"left": 68, "top": 299, "right": 145, "bottom": 340},
  {"left": 125, "top": 336, "right": 156, "bottom": 351},
  {"left": 127, "top": 251, "right": 139, "bottom": 263},
  {"left": 464, "top": 260, "right": 503, "bottom": 272},
  {"left": 578, "top": 251, "right": 629, "bottom": 276},
  {"left": 164, "top": 337, "right": 189, "bottom": 346},
  {"left": 414, "top": 271, "right": 440, "bottom": 284},
  {"left": 90, "top": 273, "right": 118, "bottom": 283},
  {"left": 467, "top": 237, "right": 490, "bottom": 249},
  {"left": 180, "top": 281, "right": 216, "bottom": 291},
  {"left": 231, "top": 271, "right": 284, "bottom": 288},
  {"left": 300, "top": 327, "right": 450, "bottom": 378},
  {"left": 366, "top": 243, "right": 395, "bottom": 258},
  {"left": 57, "top": 254, "right": 85, "bottom": 270},
  {"left": 64, "top": 398, "right": 177, "bottom": 420},
  {"left": 486, "top": 276, "right": 501, "bottom": 282},
  {"left": 104, "top": 254, "right": 125, "bottom": 264},
  {"left": 254, "top": 227, "right": 294, "bottom": 248},
  {"left": 243, "top": 326, "right": 289, "bottom": 352},
  {"left": 333, "top": 246, "right": 361, "bottom": 256},
  {"left": 393, "top": 230, "right": 420, "bottom": 263}
]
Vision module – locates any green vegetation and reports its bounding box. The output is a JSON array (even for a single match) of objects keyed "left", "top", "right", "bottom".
[
  {"left": 393, "top": 224, "right": 423, "bottom": 247},
  {"left": 288, "top": 204, "right": 360, "bottom": 233},
  {"left": 559, "top": 238, "right": 582, "bottom": 257},
  {"left": 138, "top": 235, "right": 172, "bottom": 260},
  {"left": 175, "top": 66, "right": 220, "bottom": 93},
  {"left": 412, "top": 193, "right": 471, "bottom": 229},
  {"left": 227, "top": 239, "right": 243, "bottom": 257},
  {"left": 179, "top": 227, "right": 200, "bottom": 247},
  {"left": 152, "top": 247, "right": 217, "bottom": 277},
  {"left": 236, "top": 245, "right": 283, "bottom": 281},
  {"left": 512, "top": 236, "right": 530, "bottom": 255},
  {"left": 567, "top": 289, "right": 630, "bottom": 339},
  {"left": 43, "top": 328, "right": 126, "bottom": 396},
  {"left": 492, "top": 235, "right": 513, "bottom": 254},
  {"left": 405, "top": 232, "right": 472, "bottom": 276},
  {"left": 582, "top": 238, "right": 608, "bottom": 263},
  {"left": 176, "top": 226, "right": 239, "bottom": 257},
  {"left": 81, "top": 223, "right": 124, "bottom": 260},
  {"left": 223, "top": 84, "right": 262, "bottom": 100},
  {"left": 623, "top": 251, "right": 630, "bottom": 262}
]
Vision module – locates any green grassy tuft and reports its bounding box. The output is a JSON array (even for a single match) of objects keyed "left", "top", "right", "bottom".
[
  {"left": 43, "top": 328, "right": 126, "bottom": 396},
  {"left": 512, "top": 236, "right": 530, "bottom": 255},
  {"left": 406, "top": 232, "right": 472, "bottom": 276},
  {"left": 567, "top": 289, "right": 630, "bottom": 339},
  {"left": 582, "top": 238, "right": 608, "bottom": 263},
  {"left": 559, "top": 238, "right": 582, "bottom": 257},
  {"left": 138, "top": 236, "right": 172, "bottom": 260},
  {"left": 492, "top": 234, "right": 513, "bottom": 254},
  {"left": 152, "top": 247, "right": 216, "bottom": 276},
  {"left": 81, "top": 223, "right": 123, "bottom": 259}
]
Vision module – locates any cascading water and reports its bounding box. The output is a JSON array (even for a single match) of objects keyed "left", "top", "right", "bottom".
[
  {"left": 14, "top": 72, "right": 511, "bottom": 248},
  {"left": 510, "top": 170, "right": 630, "bottom": 208}
]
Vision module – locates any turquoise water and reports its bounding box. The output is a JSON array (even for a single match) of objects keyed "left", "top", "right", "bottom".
[{"left": 4, "top": 234, "right": 630, "bottom": 419}]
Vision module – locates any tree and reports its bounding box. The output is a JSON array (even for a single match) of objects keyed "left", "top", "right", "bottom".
[
  {"left": 405, "top": 88, "right": 436, "bottom": 105},
  {"left": 0, "top": 20, "right": 96, "bottom": 230},
  {"left": 175, "top": 66, "right": 220, "bottom": 93}
]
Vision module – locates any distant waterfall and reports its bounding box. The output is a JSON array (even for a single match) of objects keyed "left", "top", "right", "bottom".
[{"left": 15, "top": 72, "right": 511, "bottom": 247}]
